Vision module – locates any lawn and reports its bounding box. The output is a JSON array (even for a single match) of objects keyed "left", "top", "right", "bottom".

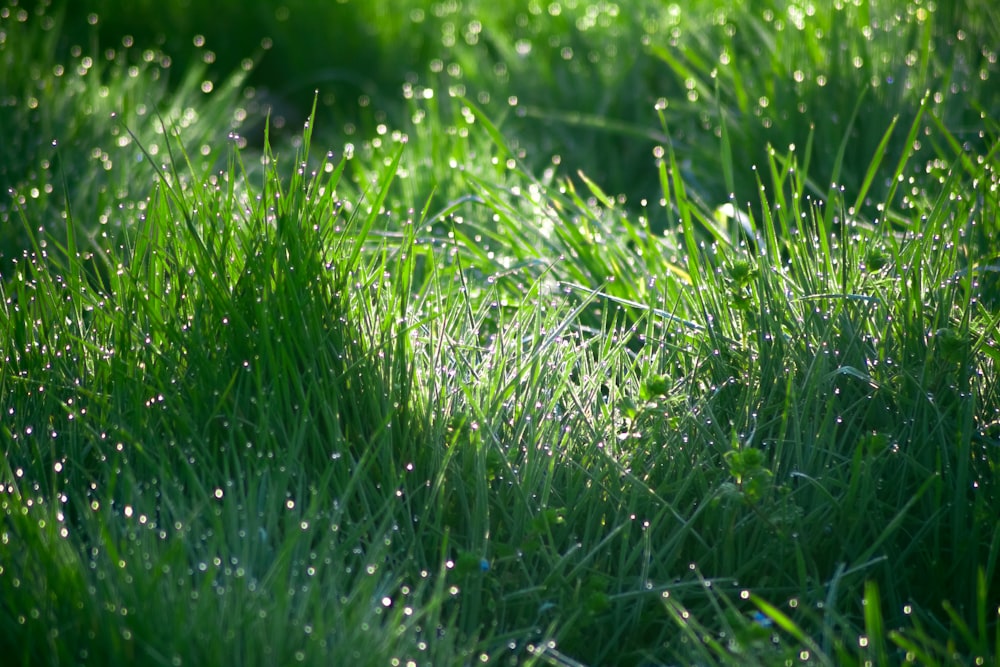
[{"left": 2, "top": 1, "right": 999, "bottom": 665}]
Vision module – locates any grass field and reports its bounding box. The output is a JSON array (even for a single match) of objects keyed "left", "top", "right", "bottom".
[{"left": 2, "top": 1, "right": 999, "bottom": 665}]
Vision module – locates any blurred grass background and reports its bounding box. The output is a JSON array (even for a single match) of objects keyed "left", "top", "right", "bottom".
[{"left": 21, "top": 0, "right": 1000, "bottom": 216}]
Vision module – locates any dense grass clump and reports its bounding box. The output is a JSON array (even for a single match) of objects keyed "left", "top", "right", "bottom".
[{"left": 2, "top": 1, "right": 999, "bottom": 665}]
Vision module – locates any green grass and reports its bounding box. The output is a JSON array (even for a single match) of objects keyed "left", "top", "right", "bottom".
[{"left": 3, "top": 1, "right": 999, "bottom": 665}]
